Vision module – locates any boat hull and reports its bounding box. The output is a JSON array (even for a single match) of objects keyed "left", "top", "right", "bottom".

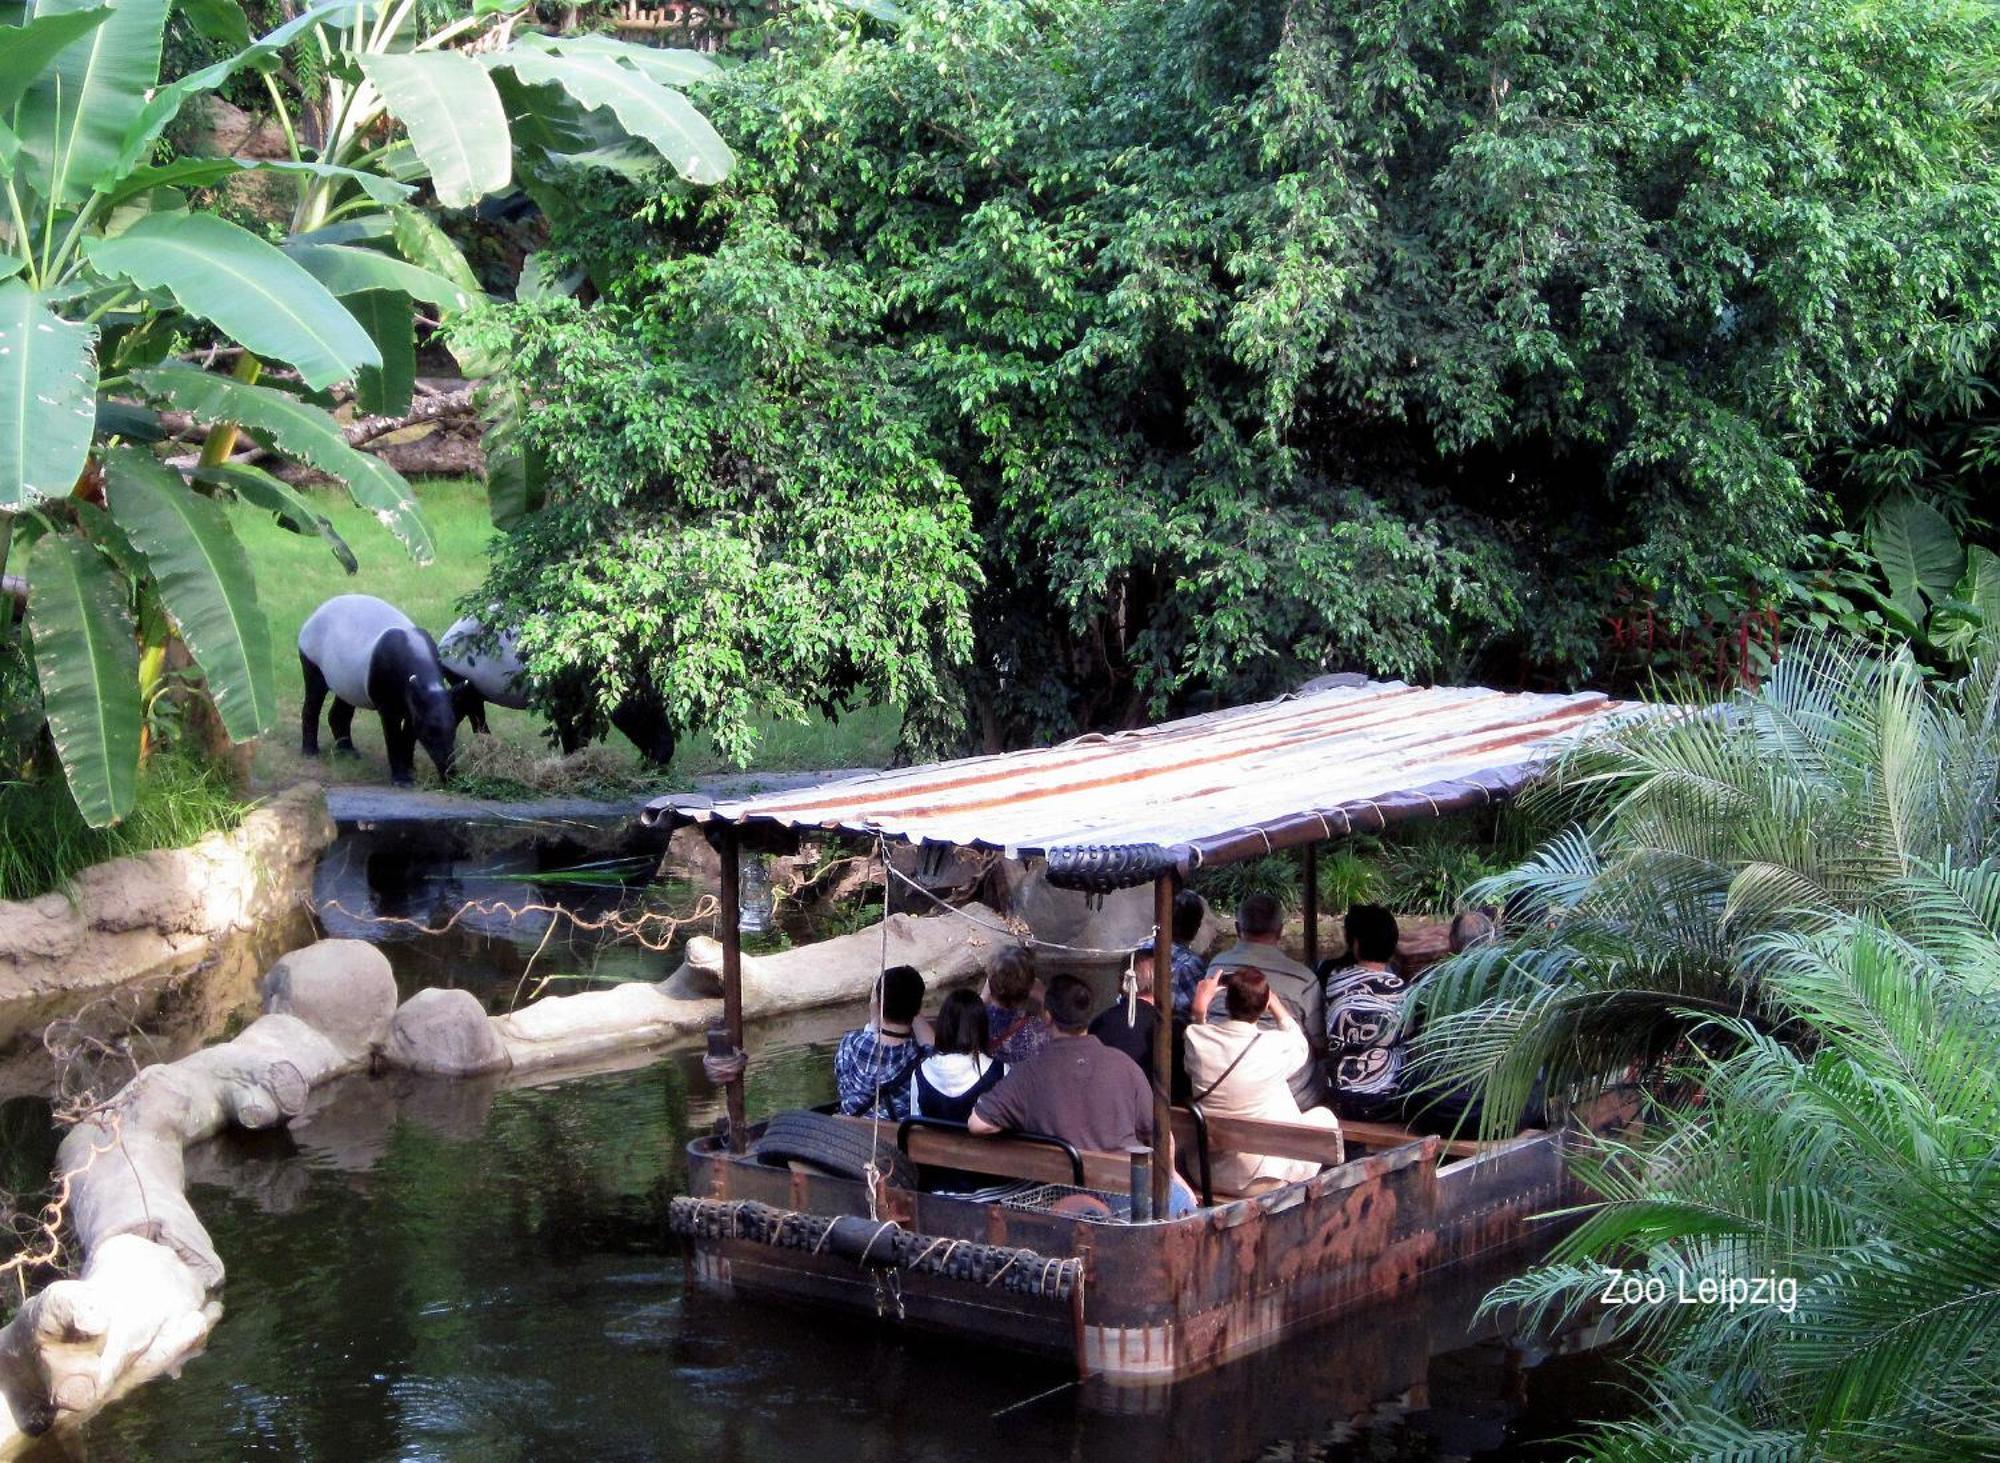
[{"left": 678, "top": 1126, "right": 1576, "bottom": 1385}]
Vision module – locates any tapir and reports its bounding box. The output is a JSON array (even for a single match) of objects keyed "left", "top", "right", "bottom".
[
  {"left": 438, "top": 615, "right": 677, "bottom": 765},
  {"left": 298, "top": 594, "right": 458, "bottom": 786}
]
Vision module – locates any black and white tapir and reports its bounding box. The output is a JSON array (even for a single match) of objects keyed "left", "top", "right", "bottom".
[
  {"left": 438, "top": 615, "right": 677, "bottom": 765},
  {"left": 298, "top": 594, "right": 458, "bottom": 786}
]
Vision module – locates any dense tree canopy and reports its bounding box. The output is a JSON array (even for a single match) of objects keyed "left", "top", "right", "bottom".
[{"left": 476, "top": 0, "right": 2000, "bottom": 756}]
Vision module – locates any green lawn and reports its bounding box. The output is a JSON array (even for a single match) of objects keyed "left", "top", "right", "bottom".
[{"left": 240, "top": 479, "right": 900, "bottom": 793}]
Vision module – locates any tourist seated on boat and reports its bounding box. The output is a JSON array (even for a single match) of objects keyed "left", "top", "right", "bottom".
[
  {"left": 1135, "top": 888, "right": 1210, "bottom": 1019},
  {"left": 1185, "top": 967, "right": 1343, "bottom": 1196},
  {"left": 1450, "top": 905, "right": 1498, "bottom": 952},
  {"left": 983, "top": 947, "right": 1052, "bottom": 1067},
  {"left": 1087, "top": 957, "right": 1189, "bottom": 1100},
  {"left": 969, "top": 974, "right": 1198, "bottom": 1216},
  {"left": 1397, "top": 903, "right": 1547, "bottom": 1137},
  {"left": 1325, "top": 904, "right": 1414, "bottom": 1122},
  {"left": 834, "top": 964, "right": 930, "bottom": 1120},
  {"left": 911, "top": 989, "right": 1006, "bottom": 1122},
  {"left": 1203, "top": 891, "right": 1327, "bottom": 1109}
]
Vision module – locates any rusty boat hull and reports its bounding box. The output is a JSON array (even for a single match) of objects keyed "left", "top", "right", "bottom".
[{"left": 674, "top": 1123, "right": 1578, "bottom": 1386}]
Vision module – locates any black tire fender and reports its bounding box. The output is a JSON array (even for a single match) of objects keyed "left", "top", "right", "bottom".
[{"left": 750, "top": 1110, "right": 918, "bottom": 1188}]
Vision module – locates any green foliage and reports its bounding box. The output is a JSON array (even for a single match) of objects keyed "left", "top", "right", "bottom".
[
  {"left": 23, "top": 528, "right": 141, "bottom": 827},
  {"left": 1484, "top": 909, "right": 2000, "bottom": 1459},
  {"left": 1413, "top": 634, "right": 2000, "bottom": 1140},
  {"left": 1191, "top": 853, "right": 1306, "bottom": 917},
  {"left": 0, "top": 0, "right": 735, "bottom": 824},
  {"left": 480, "top": 0, "right": 2000, "bottom": 750},
  {"left": 1414, "top": 629, "right": 2000, "bottom": 1453},
  {"left": 0, "top": 744, "right": 248, "bottom": 900},
  {"left": 454, "top": 286, "right": 978, "bottom": 763},
  {"left": 1375, "top": 826, "right": 1506, "bottom": 919}
]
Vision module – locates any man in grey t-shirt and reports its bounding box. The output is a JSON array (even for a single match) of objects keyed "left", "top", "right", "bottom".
[
  {"left": 970, "top": 974, "right": 1153, "bottom": 1151},
  {"left": 1203, "top": 891, "right": 1326, "bottom": 1108}
]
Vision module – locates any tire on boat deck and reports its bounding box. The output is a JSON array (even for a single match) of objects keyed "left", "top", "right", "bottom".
[{"left": 750, "top": 1111, "right": 919, "bottom": 1188}]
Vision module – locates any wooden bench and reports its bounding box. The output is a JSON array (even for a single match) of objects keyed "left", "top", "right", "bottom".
[
  {"left": 827, "top": 1112, "right": 1523, "bottom": 1204},
  {"left": 826, "top": 1114, "right": 1139, "bottom": 1193}
]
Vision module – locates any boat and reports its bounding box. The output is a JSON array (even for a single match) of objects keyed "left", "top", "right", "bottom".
[{"left": 646, "top": 677, "right": 1638, "bottom": 1385}]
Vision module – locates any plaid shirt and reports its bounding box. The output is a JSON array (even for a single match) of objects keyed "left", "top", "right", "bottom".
[
  {"left": 1139, "top": 940, "right": 1210, "bottom": 1020},
  {"left": 834, "top": 1026, "right": 929, "bottom": 1119}
]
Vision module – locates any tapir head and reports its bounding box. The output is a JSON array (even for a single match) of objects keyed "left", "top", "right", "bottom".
[
  {"left": 400, "top": 630, "right": 459, "bottom": 780},
  {"left": 610, "top": 694, "right": 677, "bottom": 768}
]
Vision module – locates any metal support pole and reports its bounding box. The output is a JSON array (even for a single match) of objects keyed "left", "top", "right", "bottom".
[
  {"left": 718, "top": 826, "right": 748, "bottom": 1151},
  {"left": 1150, "top": 871, "right": 1174, "bottom": 1217},
  {"left": 1128, "top": 1147, "right": 1154, "bottom": 1222},
  {"left": 1302, "top": 841, "right": 1320, "bottom": 973}
]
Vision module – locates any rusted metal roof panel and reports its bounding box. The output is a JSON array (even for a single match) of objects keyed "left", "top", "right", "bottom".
[{"left": 643, "top": 680, "right": 1636, "bottom": 878}]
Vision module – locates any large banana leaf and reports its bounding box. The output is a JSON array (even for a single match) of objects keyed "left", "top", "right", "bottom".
[
  {"left": 96, "top": 1, "right": 356, "bottom": 189},
  {"left": 192, "top": 462, "right": 357, "bottom": 573},
  {"left": 387, "top": 206, "right": 482, "bottom": 301},
  {"left": 489, "top": 50, "right": 733, "bottom": 185},
  {"left": 284, "top": 242, "right": 477, "bottom": 311},
  {"left": 15, "top": 0, "right": 168, "bottom": 205},
  {"left": 85, "top": 213, "right": 380, "bottom": 390},
  {"left": 27, "top": 530, "right": 140, "bottom": 827},
  {"left": 134, "top": 363, "right": 434, "bottom": 564},
  {"left": 0, "top": 6, "right": 111, "bottom": 115},
  {"left": 358, "top": 51, "right": 511, "bottom": 209},
  {"left": 170, "top": 0, "right": 247, "bottom": 47},
  {"left": 0, "top": 279, "right": 96, "bottom": 506},
  {"left": 512, "top": 31, "right": 719, "bottom": 87},
  {"left": 104, "top": 446, "right": 273, "bottom": 742},
  {"left": 344, "top": 289, "right": 414, "bottom": 417}
]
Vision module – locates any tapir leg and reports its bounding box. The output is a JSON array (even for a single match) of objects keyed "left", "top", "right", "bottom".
[
  {"left": 382, "top": 714, "right": 415, "bottom": 786},
  {"left": 329, "top": 699, "right": 358, "bottom": 754},
  {"left": 553, "top": 712, "right": 585, "bottom": 756},
  {"left": 300, "top": 654, "right": 328, "bottom": 756}
]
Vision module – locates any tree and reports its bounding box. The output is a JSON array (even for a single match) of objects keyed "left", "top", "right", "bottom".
[
  {"left": 469, "top": 0, "right": 2000, "bottom": 756},
  {"left": 0, "top": 0, "right": 731, "bottom": 823}
]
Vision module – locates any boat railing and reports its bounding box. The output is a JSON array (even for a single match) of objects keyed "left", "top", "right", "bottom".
[
  {"left": 897, "top": 1116, "right": 1086, "bottom": 1186},
  {"left": 1181, "top": 1099, "right": 1214, "bottom": 1207}
]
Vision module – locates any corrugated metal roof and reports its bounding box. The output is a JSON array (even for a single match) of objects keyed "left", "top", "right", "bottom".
[{"left": 644, "top": 679, "right": 1635, "bottom": 878}]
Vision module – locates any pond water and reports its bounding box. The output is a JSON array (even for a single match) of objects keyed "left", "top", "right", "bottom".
[{"left": 19, "top": 823, "right": 1627, "bottom": 1462}]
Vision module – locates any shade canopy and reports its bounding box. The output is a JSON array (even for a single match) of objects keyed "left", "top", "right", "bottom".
[{"left": 643, "top": 678, "right": 1637, "bottom": 889}]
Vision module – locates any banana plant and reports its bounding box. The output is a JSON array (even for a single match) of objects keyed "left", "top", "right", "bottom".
[{"left": 0, "top": 0, "right": 731, "bottom": 826}]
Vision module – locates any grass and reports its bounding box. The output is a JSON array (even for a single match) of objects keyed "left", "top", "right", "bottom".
[
  {"left": 236, "top": 478, "right": 897, "bottom": 794},
  {"left": 0, "top": 747, "right": 251, "bottom": 902}
]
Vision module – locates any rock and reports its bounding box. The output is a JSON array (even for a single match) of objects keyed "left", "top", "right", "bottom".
[
  {"left": 658, "top": 825, "right": 720, "bottom": 885},
  {"left": 0, "top": 783, "right": 333, "bottom": 1008},
  {"left": 385, "top": 988, "right": 510, "bottom": 1077},
  {"left": 260, "top": 939, "right": 397, "bottom": 1063},
  {"left": 991, "top": 861, "right": 1157, "bottom": 966}
]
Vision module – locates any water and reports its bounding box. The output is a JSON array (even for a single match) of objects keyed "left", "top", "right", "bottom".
[{"left": 17, "top": 825, "right": 1628, "bottom": 1461}]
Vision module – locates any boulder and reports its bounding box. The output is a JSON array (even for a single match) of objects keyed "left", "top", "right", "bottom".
[
  {"left": 385, "top": 988, "right": 510, "bottom": 1077},
  {"left": 260, "top": 940, "right": 397, "bottom": 1062}
]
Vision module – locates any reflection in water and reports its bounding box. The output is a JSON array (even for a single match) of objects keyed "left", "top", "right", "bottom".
[
  {"left": 49, "top": 1017, "right": 1623, "bottom": 1463},
  {"left": 311, "top": 821, "right": 683, "bottom": 1009}
]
